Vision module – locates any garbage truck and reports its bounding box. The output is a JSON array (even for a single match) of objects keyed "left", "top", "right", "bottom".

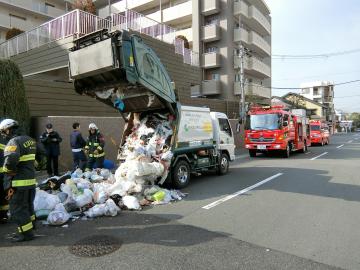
[
  {"left": 244, "top": 106, "right": 310, "bottom": 158},
  {"left": 68, "top": 29, "right": 235, "bottom": 188}
]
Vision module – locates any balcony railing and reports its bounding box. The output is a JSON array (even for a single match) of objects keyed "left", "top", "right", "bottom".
[{"left": 0, "top": 9, "right": 200, "bottom": 67}]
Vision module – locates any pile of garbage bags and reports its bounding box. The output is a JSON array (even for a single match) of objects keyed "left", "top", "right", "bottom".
[
  {"left": 35, "top": 168, "right": 186, "bottom": 226},
  {"left": 34, "top": 112, "right": 186, "bottom": 226}
]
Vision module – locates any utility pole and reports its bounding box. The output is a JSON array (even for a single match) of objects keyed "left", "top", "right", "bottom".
[{"left": 239, "top": 44, "right": 246, "bottom": 124}]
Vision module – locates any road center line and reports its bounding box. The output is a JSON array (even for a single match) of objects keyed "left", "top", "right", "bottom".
[
  {"left": 310, "top": 152, "right": 328, "bottom": 160},
  {"left": 336, "top": 144, "right": 344, "bottom": 149},
  {"left": 347, "top": 140, "right": 353, "bottom": 143},
  {"left": 202, "top": 173, "right": 283, "bottom": 210}
]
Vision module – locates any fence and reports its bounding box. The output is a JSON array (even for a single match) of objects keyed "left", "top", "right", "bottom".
[{"left": 0, "top": 9, "right": 199, "bottom": 67}]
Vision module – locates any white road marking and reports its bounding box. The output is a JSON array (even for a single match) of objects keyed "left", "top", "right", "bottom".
[
  {"left": 337, "top": 144, "right": 344, "bottom": 149},
  {"left": 202, "top": 173, "right": 283, "bottom": 210},
  {"left": 347, "top": 140, "right": 353, "bottom": 143},
  {"left": 310, "top": 152, "right": 328, "bottom": 160}
]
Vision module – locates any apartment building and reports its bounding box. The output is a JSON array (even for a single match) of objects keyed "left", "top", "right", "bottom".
[
  {"left": 95, "top": 0, "right": 272, "bottom": 102},
  {"left": 0, "top": 0, "right": 70, "bottom": 42},
  {"left": 300, "top": 81, "right": 335, "bottom": 122}
]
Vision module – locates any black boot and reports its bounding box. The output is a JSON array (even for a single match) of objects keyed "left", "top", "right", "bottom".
[{"left": 11, "top": 230, "right": 35, "bottom": 242}]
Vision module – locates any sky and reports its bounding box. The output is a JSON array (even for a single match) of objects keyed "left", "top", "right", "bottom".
[{"left": 264, "top": 0, "right": 360, "bottom": 112}]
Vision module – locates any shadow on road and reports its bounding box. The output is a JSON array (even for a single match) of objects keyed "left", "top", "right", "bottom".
[{"left": 0, "top": 212, "right": 229, "bottom": 248}]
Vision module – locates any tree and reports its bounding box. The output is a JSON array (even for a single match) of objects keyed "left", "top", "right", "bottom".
[
  {"left": 72, "top": 0, "right": 96, "bottom": 15},
  {"left": 176, "top": 35, "right": 190, "bottom": 49},
  {"left": 0, "top": 60, "right": 30, "bottom": 133},
  {"left": 5, "top": 28, "right": 24, "bottom": 40},
  {"left": 348, "top": 112, "right": 360, "bottom": 128}
]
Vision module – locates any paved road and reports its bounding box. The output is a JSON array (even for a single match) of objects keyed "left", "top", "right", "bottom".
[{"left": 0, "top": 133, "right": 359, "bottom": 270}]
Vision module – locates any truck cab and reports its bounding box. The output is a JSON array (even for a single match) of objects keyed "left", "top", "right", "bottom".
[
  {"left": 310, "top": 120, "right": 330, "bottom": 146},
  {"left": 210, "top": 112, "right": 236, "bottom": 161}
]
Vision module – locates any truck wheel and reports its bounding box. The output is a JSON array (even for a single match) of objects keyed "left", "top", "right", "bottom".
[
  {"left": 301, "top": 141, "right": 308, "bottom": 153},
  {"left": 249, "top": 150, "right": 257, "bottom": 157},
  {"left": 283, "top": 144, "right": 291, "bottom": 158},
  {"left": 217, "top": 153, "right": 229, "bottom": 175},
  {"left": 172, "top": 160, "right": 190, "bottom": 189}
]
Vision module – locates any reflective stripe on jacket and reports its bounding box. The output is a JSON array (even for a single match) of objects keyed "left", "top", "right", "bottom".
[{"left": 3, "top": 135, "right": 37, "bottom": 189}]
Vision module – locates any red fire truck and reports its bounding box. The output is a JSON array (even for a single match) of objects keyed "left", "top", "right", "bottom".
[
  {"left": 309, "top": 120, "right": 330, "bottom": 146},
  {"left": 245, "top": 106, "right": 311, "bottom": 158}
]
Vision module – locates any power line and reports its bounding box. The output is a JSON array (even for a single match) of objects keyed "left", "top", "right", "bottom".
[
  {"left": 272, "top": 48, "right": 360, "bottom": 59},
  {"left": 246, "top": 79, "right": 360, "bottom": 90}
]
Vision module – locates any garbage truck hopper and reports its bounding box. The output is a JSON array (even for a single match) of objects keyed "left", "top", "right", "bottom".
[{"left": 68, "top": 29, "right": 176, "bottom": 114}]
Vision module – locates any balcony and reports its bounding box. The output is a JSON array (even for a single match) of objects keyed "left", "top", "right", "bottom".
[
  {"left": 163, "top": 1, "right": 192, "bottom": 25},
  {"left": 249, "top": 31, "right": 270, "bottom": 56},
  {"left": 0, "top": 0, "right": 65, "bottom": 19},
  {"left": 234, "top": 28, "right": 270, "bottom": 56},
  {"left": 203, "top": 52, "right": 220, "bottom": 68},
  {"left": 234, "top": 1, "right": 270, "bottom": 36},
  {"left": 234, "top": 28, "right": 249, "bottom": 44},
  {"left": 202, "top": 80, "right": 221, "bottom": 95},
  {"left": 234, "top": 82, "right": 271, "bottom": 98},
  {"left": 191, "top": 85, "right": 201, "bottom": 96},
  {"left": 201, "top": 0, "right": 220, "bottom": 16},
  {"left": 234, "top": 56, "right": 270, "bottom": 78},
  {"left": 201, "top": 24, "right": 220, "bottom": 42},
  {"left": 249, "top": 5, "right": 271, "bottom": 35},
  {"left": 234, "top": 0, "right": 249, "bottom": 17}
]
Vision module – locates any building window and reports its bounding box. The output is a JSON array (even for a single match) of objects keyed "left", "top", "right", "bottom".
[
  {"left": 205, "top": 47, "right": 219, "bottom": 53},
  {"left": 211, "top": 74, "right": 220, "bottom": 80}
]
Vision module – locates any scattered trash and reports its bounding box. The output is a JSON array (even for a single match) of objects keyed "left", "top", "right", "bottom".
[{"left": 35, "top": 113, "right": 187, "bottom": 228}]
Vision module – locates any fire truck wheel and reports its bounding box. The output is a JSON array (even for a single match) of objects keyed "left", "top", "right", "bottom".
[
  {"left": 301, "top": 142, "right": 308, "bottom": 153},
  {"left": 249, "top": 150, "right": 257, "bottom": 157},
  {"left": 283, "top": 144, "right": 291, "bottom": 158},
  {"left": 172, "top": 160, "right": 190, "bottom": 189},
  {"left": 217, "top": 153, "right": 229, "bottom": 175}
]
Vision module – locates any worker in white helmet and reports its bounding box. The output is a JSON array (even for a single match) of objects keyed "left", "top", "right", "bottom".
[{"left": 84, "top": 123, "right": 105, "bottom": 171}]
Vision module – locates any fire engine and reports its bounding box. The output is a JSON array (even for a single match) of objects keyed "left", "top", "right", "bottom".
[
  {"left": 309, "top": 120, "right": 330, "bottom": 146},
  {"left": 244, "top": 106, "right": 311, "bottom": 158}
]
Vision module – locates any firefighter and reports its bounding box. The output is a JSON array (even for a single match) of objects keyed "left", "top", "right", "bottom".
[
  {"left": 0, "top": 131, "right": 9, "bottom": 223},
  {"left": 0, "top": 119, "right": 37, "bottom": 242},
  {"left": 84, "top": 123, "right": 105, "bottom": 171}
]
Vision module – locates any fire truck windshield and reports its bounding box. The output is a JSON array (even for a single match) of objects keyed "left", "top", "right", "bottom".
[
  {"left": 250, "top": 114, "right": 280, "bottom": 130},
  {"left": 310, "top": 125, "right": 321, "bottom": 131}
]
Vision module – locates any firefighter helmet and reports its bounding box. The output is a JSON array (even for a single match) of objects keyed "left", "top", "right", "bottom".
[
  {"left": 0, "top": 119, "right": 19, "bottom": 131},
  {"left": 89, "top": 123, "right": 98, "bottom": 130}
]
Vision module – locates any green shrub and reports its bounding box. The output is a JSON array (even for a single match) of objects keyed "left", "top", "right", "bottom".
[{"left": 0, "top": 60, "right": 30, "bottom": 133}]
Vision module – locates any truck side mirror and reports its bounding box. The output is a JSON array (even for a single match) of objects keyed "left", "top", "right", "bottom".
[{"left": 283, "top": 121, "right": 288, "bottom": 127}]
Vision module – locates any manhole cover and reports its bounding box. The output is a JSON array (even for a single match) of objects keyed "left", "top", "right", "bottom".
[{"left": 69, "top": 235, "right": 121, "bottom": 257}]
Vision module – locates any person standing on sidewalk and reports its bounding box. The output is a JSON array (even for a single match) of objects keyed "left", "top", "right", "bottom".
[
  {"left": 0, "top": 119, "right": 37, "bottom": 242},
  {"left": 85, "top": 123, "right": 105, "bottom": 171},
  {"left": 70, "top": 122, "right": 87, "bottom": 171},
  {"left": 40, "top": 123, "right": 62, "bottom": 177}
]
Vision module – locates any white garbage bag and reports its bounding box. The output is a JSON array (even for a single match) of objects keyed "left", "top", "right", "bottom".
[
  {"left": 85, "top": 199, "right": 120, "bottom": 218},
  {"left": 93, "top": 182, "right": 111, "bottom": 204},
  {"left": 47, "top": 203, "right": 70, "bottom": 225},
  {"left": 91, "top": 174, "right": 104, "bottom": 182},
  {"left": 122, "top": 195, "right": 141, "bottom": 210},
  {"left": 75, "top": 189, "right": 93, "bottom": 208},
  {"left": 34, "top": 190, "right": 61, "bottom": 211},
  {"left": 104, "top": 199, "right": 120, "bottom": 216},
  {"left": 100, "top": 169, "right": 111, "bottom": 179}
]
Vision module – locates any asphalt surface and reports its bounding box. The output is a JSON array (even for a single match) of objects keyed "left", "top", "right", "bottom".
[{"left": 0, "top": 133, "right": 359, "bottom": 270}]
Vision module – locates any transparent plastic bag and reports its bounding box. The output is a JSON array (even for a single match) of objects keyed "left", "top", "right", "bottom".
[{"left": 34, "top": 190, "right": 61, "bottom": 211}]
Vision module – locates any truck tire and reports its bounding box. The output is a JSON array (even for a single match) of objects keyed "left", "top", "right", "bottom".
[
  {"left": 217, "top": 153, "right": 229, "bottom": 175},
  {"left": 283, "top": 143, "right": 291, "bottom": 158},
  {"left": 249, "top": 150, "right": 257, "bottom": 157},
  {"left": 172, "top": 160, "right": 191, "bottom": 189},
  {"left": 301, "top": 141, "right": 308, "bottom": 153}
]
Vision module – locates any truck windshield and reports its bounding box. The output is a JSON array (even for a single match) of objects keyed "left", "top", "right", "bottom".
[
  {"left": 310, "top": 125, "right": 321, "bottom": 131},
  {"left": 250, "top": 114, "right": 280, "bottom": 130}
]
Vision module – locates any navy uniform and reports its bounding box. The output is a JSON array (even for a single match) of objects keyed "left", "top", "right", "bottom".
[
  {"left": 1, "top": 119, "right": 37, "bottom": 242},
  {"left": 0, "top": 134, "right": 9, "bottom": 222}
]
